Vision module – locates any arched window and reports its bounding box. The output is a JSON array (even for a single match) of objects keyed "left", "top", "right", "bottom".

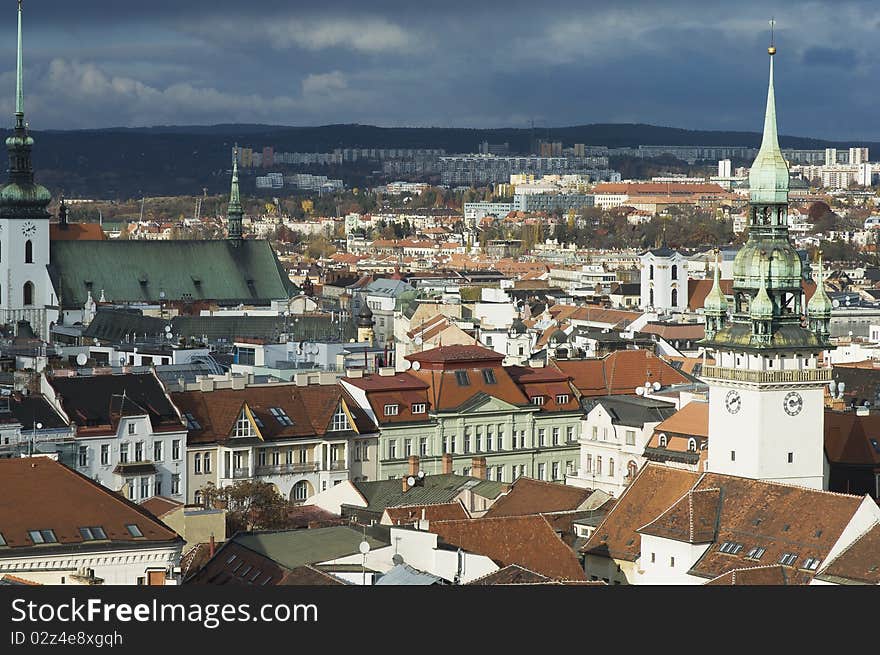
[
  {"left": 688, "top": 438, "right": 697, "bottom": 452},
  {"left": 291, "top": 480, "right": 311, "bottom": 503},
  {"left": 672, "top": 264, "right": 678, "bottom": 279},
  {"left": 609, "top": 458, "right": 615, "bottom": 477},
  {"left": 194, "top": 453, "right": 201, "bottom": 474},
  {"left": 194, "top": 490, "right": 203, "bottom": 506},
  {"left": 627, "top": 461, "right": 638, "bottom": 480},
  {"left": 671, "top": 288, "right": 678, "bottom": 307},
  {"left": 22, "top": 281, "right": 33, "bottom": 306},
  {"left": 596, "top": 456, "right": 603, "bottom": 475},
  {"left": 649, "top": 264, "right": 654, "bottom": 280},
  {"left": 24, "top": 240, "right": 32, "bottom": 264},
  {"left": 659, "top": 433, "right": 667, "bottom": 447}
]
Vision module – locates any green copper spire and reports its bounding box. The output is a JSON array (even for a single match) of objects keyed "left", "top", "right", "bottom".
[
  {"left": 807, "top": 250, "right": 833, "bottom": 318},
  {"left": 750, "top": 257, "right": 773, "bottom": 321},
  {"left": 748, "top": 34, "right": 789, "bottom": 205},
  {"left": 1, "top": 0, "right": 50, "bottom": 214},
  {"left": 704, "top": 249, "right": 728, "bottom": 315},
  {"left": 227, "top": 145, "right": 243, "bottom": 245},
  {"left": 15, "top": 0, "right": 23, "bottom": 127}
]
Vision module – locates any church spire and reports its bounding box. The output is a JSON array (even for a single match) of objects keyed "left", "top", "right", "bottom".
[
  {"left": 227, "top": 145, "right": 243, "bottom": 246},
  {"left": 15, "top": 0, "right": 24, "bottom": 129}
]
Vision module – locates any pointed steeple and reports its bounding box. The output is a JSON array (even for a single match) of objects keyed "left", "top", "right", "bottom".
[
  {"left": 15, "top": 0, "right": 24, "bottom": 129},
  {"left": 750, "top": 257, "right": 773, "bottom": 321},
  {"left": 748, "top": 22, "right": 789, "bottom": 206},
  {"left": 704, "top": 249, "right": 728, "bottom": 316},
  {"left": 227, "top": 145, "right": 243, "bottom": 246},
  {"left": 807, "top": 251, "right": 832, "bottom": 342},
  {"left": 2, "top": 0, "right": 50, "bottom": 212}
]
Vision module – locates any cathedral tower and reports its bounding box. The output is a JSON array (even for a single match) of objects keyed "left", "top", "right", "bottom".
[{"left": 701, "top": 34, "right": 832, "bottom": 490}]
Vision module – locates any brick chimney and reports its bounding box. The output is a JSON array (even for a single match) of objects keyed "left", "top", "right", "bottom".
[
  {"left": 209, "top": 534, "right": 215, "bottom": 558},
  {"left": 407, "top": 455, "right": 419, "bottom": 477},
  {"left": 471, "top": 456, "right": 487, "bottom": 480},
  {"left": 442, "top": 453, "right": 453, "bottom": 475}
]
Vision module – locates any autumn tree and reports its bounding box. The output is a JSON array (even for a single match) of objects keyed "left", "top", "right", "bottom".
[{"left": 200, "top": 480, "right": 290, "bottom": 534}]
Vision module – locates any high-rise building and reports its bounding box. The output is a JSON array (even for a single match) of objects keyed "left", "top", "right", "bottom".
[
  {"left": 849, "top": 147, "right": 869, "bottom": 166},
  {"left": 262, "top": 146, "right": 274, "bottom": 168},
  {"left": 824, "top": 147, "right": 837, "bottom": 166},
  {"left": 718, "top": 159, "right": 732, "bottom": 178},
  {"left": 701, "top": 44, "right": 832, "bottom": 491}
]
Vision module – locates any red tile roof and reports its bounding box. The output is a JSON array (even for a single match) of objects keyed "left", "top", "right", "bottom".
[
  {"left": 0, "top": 458, "right": 180, "bottom": 549},
  {"left": 553, "top": 350, "right": 691, "bottom": 397},
  {"left": 817, "top": 523, "right": 880, "bottom": 584},
  {"left": 382, "top": 501, "right": 470, "bottom": 525},
  {"left": 432, "top": 515, "right": 588, "bottom": 581},
  {"left": 483, "top": 477, "right": 594, "bottom": 518}
]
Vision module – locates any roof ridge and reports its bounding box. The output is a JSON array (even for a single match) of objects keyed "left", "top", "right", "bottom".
[
  {"left": 816, "top": 519, "right": 880, "bottom": 575},
  {"left": 702, "top": 471, "right": 866, "bottom": 500},
  {"left": 467, "top": 563, "right": 547, "bottom": 584}
]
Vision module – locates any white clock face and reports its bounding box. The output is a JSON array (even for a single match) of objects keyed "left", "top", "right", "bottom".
[
  {"left": 21, "top": 221, "right": 36, "bottom": 237},
  {"left": 784, "top": 391, "right": 804, "bottom": 416},
  {"left": 725, "top": 390, "right": 742, "bottom": 414}
]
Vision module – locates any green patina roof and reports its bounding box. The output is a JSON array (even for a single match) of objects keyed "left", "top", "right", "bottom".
[
  {"left": 49, "top": 239, "right": 296, "bottom": 309},
  {"left": 353, "top": 473, "right": 504, "bottom": 513},
  {"left": 750, "top": 262, "right": 773, "bottom": 320},
  {"left": 703, "top": 322, "right": 824, "bottom": 351},
  {"left": 748, "top": 52, "right": 789, "bottom": 205},
  {"left": 704, "top": 252, "right": 728, "bottom": 315},
  {"left": 233, "top": 526, "right": 389, "bottom": 570},
  {"left": 807, "top": 252, "right": 833, "bottom": 317}
]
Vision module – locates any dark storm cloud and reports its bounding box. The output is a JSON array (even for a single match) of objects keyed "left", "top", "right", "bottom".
[{"left": 0, "top": 0, "right": 878, "bottom": 139}]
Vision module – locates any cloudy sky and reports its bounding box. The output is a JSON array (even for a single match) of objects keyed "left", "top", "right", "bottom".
[{"left": 1, "top": 0, "right": 877, "bottom": 140}]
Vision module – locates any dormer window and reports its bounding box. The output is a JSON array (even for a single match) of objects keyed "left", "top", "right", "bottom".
[
  {"left": 658, "top": 433, "right": 667, "bottom": 447},
  {"left": 330, "top": 405, "right": 350, "bottom": 431},
  {"left": 531, "top": 396, "right": 545, "bottom": 406},
  {"left": 233, "top": 411, "right": 253, "bottom": 438},
  {"left": 384, "top": 404, "right": 399, "bottom": 417},
  {"left": 688, "top": 438, "right": 697, "bottom": 452}
]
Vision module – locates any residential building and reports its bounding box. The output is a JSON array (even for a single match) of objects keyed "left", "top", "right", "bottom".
[
  {"left": 567, "top": 395, "right": 678, "bottom": 496},
  {"left": 0, "top": 457, "right": 183, "bottom": 585},
  {"left": 171, "top": 379, "right": 379, "bottom": 504},
  {"left": 42, "top": 371, "right": 189, "bottom": 504}
]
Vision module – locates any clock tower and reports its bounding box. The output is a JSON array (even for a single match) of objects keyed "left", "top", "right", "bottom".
[
  {"left": 701, "top": 37, "right": 832, "bottom": 490},
  {"left": 0, "top": 1, "right": 55, "bottom": 339}
]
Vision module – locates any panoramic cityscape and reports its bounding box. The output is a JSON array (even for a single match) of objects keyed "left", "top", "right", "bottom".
[{"left": 1, "top": 0, "right": 880, "bottom": 608}]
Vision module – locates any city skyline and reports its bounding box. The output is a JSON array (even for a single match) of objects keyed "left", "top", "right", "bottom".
[{"left": 2, "top": 1, "right": 879, "bottom": 140}]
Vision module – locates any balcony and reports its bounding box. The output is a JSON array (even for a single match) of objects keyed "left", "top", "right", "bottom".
[
  {"left": 230, "top": 467, "right": 250, "bottom": 479},
  {"left": 701, "top": 365, "right": 832, "bottom": 385},
  {"left": 329, "top": 461, "right": 347, "bottom": 471},
  {"left": 254, "top": 462, "right": 320, "bottom": 476}
]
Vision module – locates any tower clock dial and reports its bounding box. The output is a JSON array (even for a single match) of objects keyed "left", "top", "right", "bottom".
[
  {"left": 21, "top": 221, "right": 36, "bottom": 237},
  {"left": 725, "top": 390, "right": 742, "bottom": 414},
  {"left": 783, "top": 391, "right": 804, "bottom": 416}
]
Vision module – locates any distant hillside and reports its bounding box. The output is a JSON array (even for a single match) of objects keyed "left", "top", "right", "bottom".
[{"left": 19, "top": 123, "right": 879, "bottom": 200}]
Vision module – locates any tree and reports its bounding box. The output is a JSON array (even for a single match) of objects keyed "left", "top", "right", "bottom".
[{"left": 200, "top": 480, "right": 290, "bottom": 534}]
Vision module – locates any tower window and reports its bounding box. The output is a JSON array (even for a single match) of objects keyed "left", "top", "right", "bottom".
[
  {"left": 22, "top": 281, "right": 33, "bottom": 306},
  {"left": 24, "top": 239, "right": 32, "bottom": 264},
  {"left": 730, "top": 450, "right": 736, "bottom": 461},
  {"left": 787, "top": 452, "right": 793, "bottom": 463}
]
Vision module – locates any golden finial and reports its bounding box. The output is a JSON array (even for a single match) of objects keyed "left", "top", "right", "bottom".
[{"left": 768, "top": 18, "right": 776, "bottom": 55}]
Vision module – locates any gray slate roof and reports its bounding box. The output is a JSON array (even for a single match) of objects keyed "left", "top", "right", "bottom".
[
  {"left": 375, "top": 563, "right": 444, "bottom": 585},
  {"left": 233, "top": 526, "right": 390, "bottom": 571},
  {"left": 585, "top": 395, "right": 677, "bottom": 428},
  {"left": 352, "top": 474, "right": 504, "bottom": 513}
]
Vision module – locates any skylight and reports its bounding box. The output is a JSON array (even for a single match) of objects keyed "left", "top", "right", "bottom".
[
  {"left": 746, "top": 547, "right": 766, "bottom": 560},
  {"left": 779, "top": 553, "right": 798, "bottom": 566},
  {"left": 183, "top": 412, "right": 201, "bottom": 430},
  {"left": 0, "top": 532, "right": 5, "bottom": 546},
  {"left": 802, "top": 557, "right": 821, "bottom": 570},
  {"left": 718, "top": 541, "right": 743, "bottom": 555},
  {"left": 78, "top": 527, "right": 107, "bottom": 541},
  {"left": 269, "top": 407, "right": 293, "bottom": 426},
  {"left": 125, "top": 524, "right": 143, "bottom": 538},
  {"left": 28, "top": 529, "right": 57, "bottom": 544}
]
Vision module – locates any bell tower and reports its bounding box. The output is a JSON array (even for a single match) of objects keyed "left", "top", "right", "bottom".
[
  {"left": 701, "top": 29, "right": 832, "bottom": 490},
  {"left": 0, "top": 1, "right": 55, "bottom": 339}
]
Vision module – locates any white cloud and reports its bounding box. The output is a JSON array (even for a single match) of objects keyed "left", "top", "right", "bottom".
[{"left": 301, "top": 71, "right": 348, "bottom": 96}]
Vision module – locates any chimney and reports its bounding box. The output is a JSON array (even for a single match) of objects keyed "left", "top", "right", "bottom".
[
  {"left": 471, "top": 456, "right": 487, "bottom": 480},
  {"left": 209, "top": 534, "right": 215, "bottom": 558},
  {"left": 442, "top": 453, "right": 453, "bottom": 475},
  {"left": 407, "top": 455, "right": 419, "bottom": 477},
  {"left": 402, "top": 476, "right": 410, "bottom": 492}
]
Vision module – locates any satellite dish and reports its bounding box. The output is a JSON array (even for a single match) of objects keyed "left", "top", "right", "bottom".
[
  {"left": 406, "top": 476, "right": 416, "bottom": 487},
  {"left": 165, "top": 325, "right": 172, "bottom": 333},
  {"left": 832, "top": 299, "right": 840, "bottom": 308},
  {"left": 644, "top": 381, "right": 652, "bottom": 389},
  {"left": 635, "top": 387, "right": 645, "bottom": 396},
  {"left": 653, "top": 381, "right": 661, "bottom": 391},
  {"left": 402, "top": 359, "right": 412, "bottom": 370},
  {"left": 829, "top": 380, "right": 837, "bottom": 393},
  {"left": 391, "top": 553, "right": 404, "bottom": 566},
  {"left": 417, "top": 470, "right": 425, "bottom": 479},
  {"left": 414, "top": 336, "right": 423, "bottom": 346},
  {"left": 166, "top": 333, "right": 174, "bottom": 340},
  {"left": 358, "top": 541, "right": 371, "bottom": 555},
  {"left": 76, "top": 353, "right": 88, "bottom": 366},
  {"left": 412, "top": 361, "right": 421, "bottom": 371}
]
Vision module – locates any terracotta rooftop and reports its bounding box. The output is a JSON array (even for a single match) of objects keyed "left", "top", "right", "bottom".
[
  {"left": 406, "top": 344, "right": 504, "bottom": 366},
  {"left": 431, "top": 515, "right": 588, "bottom": 581},
  {"left": 0, "top": 458, "right": 180, "bottom": 551},
  {"left": 816, "top": 522, "right": 880, "bottom": 584},
  {"left": 484, "top": 477, "right": 594, "bottom": 518},
  {"left": 653, "top": 401, "right": 710, "bottom": 439},
  {"left": 704, "top": 564, "right": 793, "bottom": 585},
  {"left": 140, "top": 496, "right": 184, "bottom": 519},
  {"left": 553, "top": 350, "right": 691, "bottom": 397},
  {"left": 382, "top": 501, "right": 470, "bottom": 525}
]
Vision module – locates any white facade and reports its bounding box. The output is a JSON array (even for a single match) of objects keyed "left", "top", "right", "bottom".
[
  {"left": 640, "top": 249, "right": 688, "bottom": 313},
  {"left": 0, "top": 216, "right": 57, "bottom": 339},
  {"left": 0, "top": 543, "right": 181, "bottom": 586},
  {"left": 705, "top": 351, "right": 826, "bottom": 489}
]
